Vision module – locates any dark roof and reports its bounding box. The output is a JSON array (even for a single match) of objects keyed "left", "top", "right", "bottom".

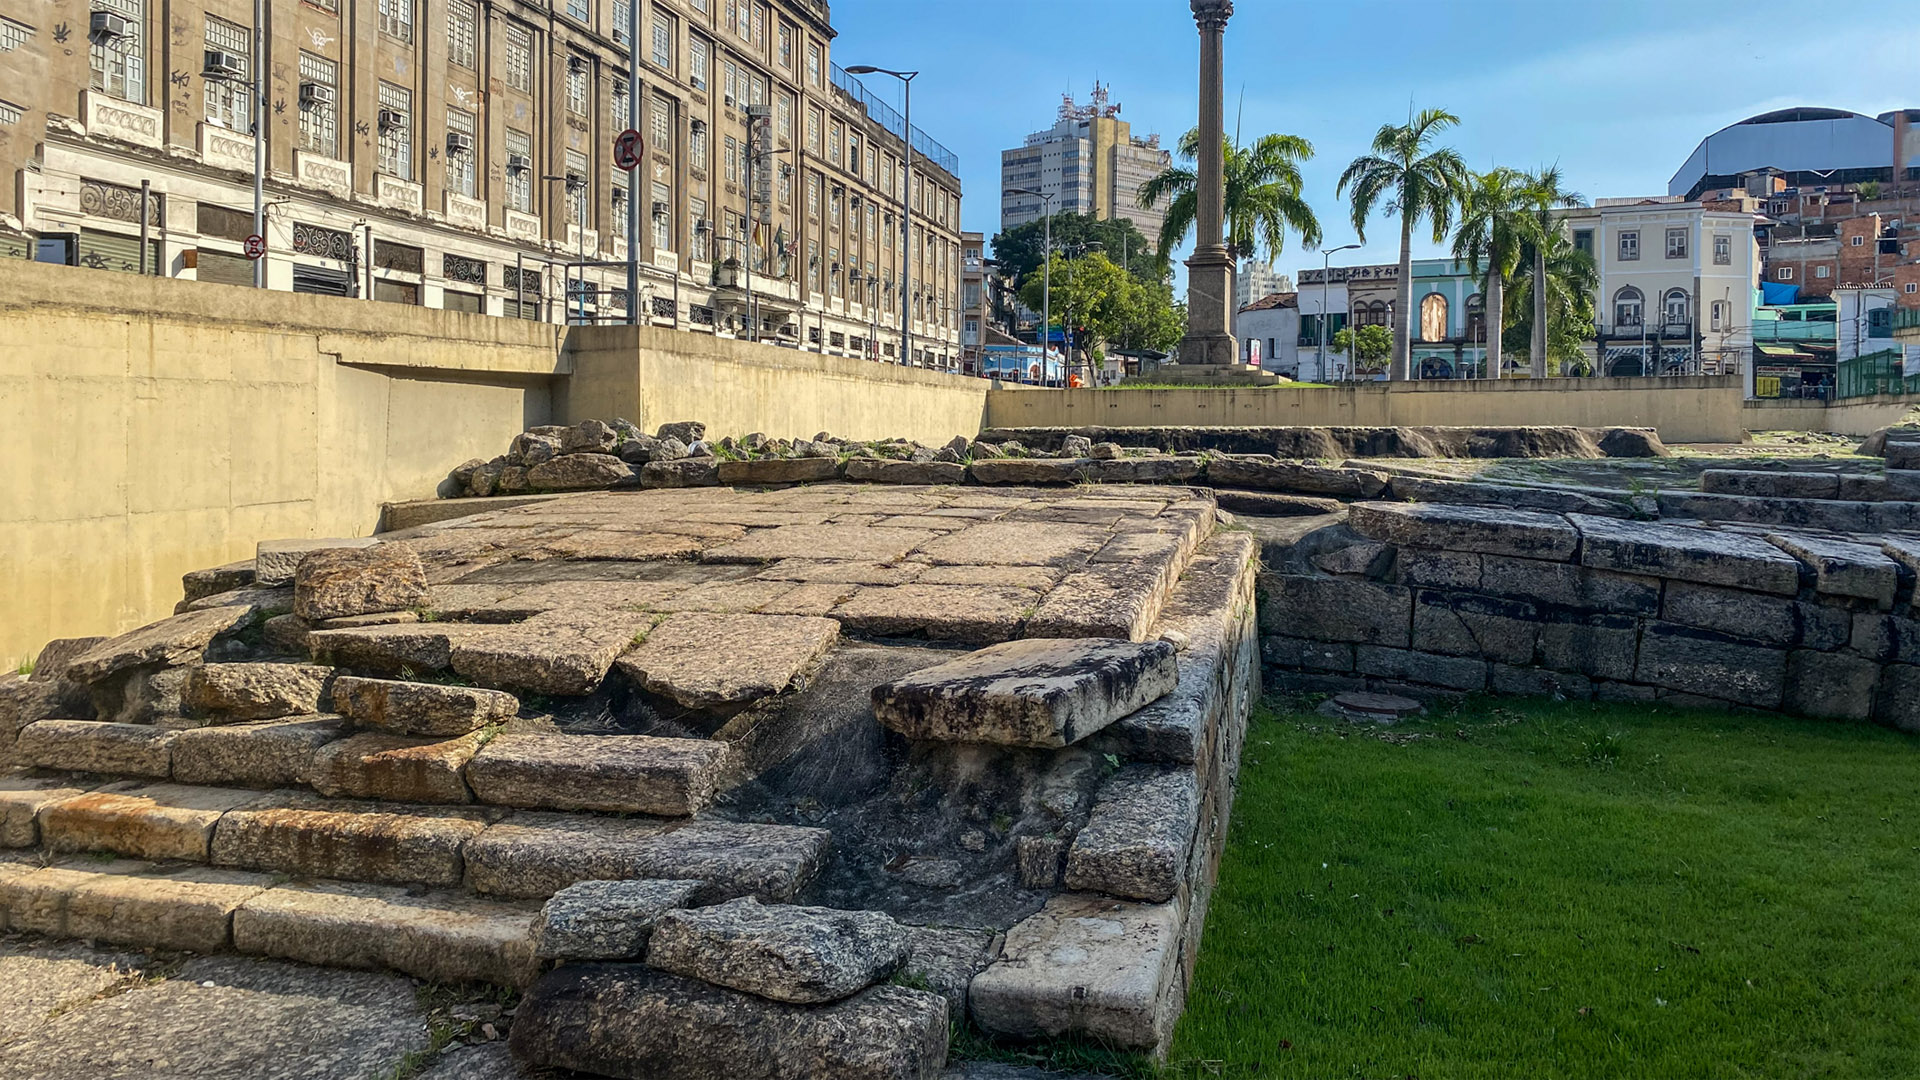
[
  {"left": 1239, "top": 291, "right": 1298, "bottom": 313},
  {"left": 1740, "top": 107, "right": 1870, "bottom": 125}
]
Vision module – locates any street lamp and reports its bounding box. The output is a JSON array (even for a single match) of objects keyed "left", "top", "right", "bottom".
[
  {"left": 1008, "top": 186, "right": 1056, "bottom": 385},
  {"left": 545, "top": 174, "right": 589, "bottom": 322},
  {"left": 201, "top": 0, "right": 266, "bottom": 287},
  {"left": 843, "top": 65, "right": 918, "bottom": 367},
  {"left": 1319, "top": 243, "right": 1360, "bottom": 380}
]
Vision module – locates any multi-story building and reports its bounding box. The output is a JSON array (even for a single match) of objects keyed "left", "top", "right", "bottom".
[
  {"left": 1559, "top": 199, "right": 1759, "bottom": 379},
  {"left": 0, "top": 0, "right": 966, "bottom": 367},
  {"left": 1290, "top": 260, "right": 1488, "bottom": 380},
  {"left": 1669, "top": 107, "right": 1919, "bottom": 201},
  {"left": 998, "top": 83, "right": 1169, "bottom": 244},
  {"left": 1233, "top": 291, "right": 1297, "bottom": 374},
  {"left": 1234, "top": 261, "right": 1292, "bottom": 312}
]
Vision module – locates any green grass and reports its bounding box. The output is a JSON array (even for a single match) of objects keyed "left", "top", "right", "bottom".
[{"left": 1170, "top": 697, "right": 1920, "bottom": 1079}]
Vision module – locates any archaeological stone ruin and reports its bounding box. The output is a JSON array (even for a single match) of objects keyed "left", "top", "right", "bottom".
[{"left": 1, "top": 415, "right": 1916, "bottom": 1078}]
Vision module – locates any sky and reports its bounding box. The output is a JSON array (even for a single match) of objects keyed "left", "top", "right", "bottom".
[{"left": 828, "top": 0, "right": 1917, "bottom": 278}]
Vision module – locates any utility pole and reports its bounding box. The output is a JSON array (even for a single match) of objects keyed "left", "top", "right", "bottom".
[{"left": 625, "top": 0, "right": 640, "bottom": 324}]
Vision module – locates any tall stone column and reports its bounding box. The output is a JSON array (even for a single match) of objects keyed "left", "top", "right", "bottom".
[{"left": 1180, "top": 0, "right": 1237, "bottom": 367}]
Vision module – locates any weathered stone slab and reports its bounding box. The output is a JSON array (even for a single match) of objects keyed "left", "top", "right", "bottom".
[
  {"left": 873, "top": 639, "right": 1177, "bottom": 749},
  {"left": 1080, "top": 457, "right": 1205, "bottom": 485},
  {"left": 1766, "top": 532, "right": 1900, "bottom": 607},
  {"left": 535, "top": 878, "right": 703, "bottom": 961},
  {"left": 832, "top": 585, "right": 1044, "bottom": 644},
  {"left": 182, "top": 561, "right": 256, "bottom": 604},
  {"left": 1477, "top": 556, "right": 1662, "bottom": 615},
  {"left": 168, "top": 715, "right": 347, "bottom": 787},
  {"left": 307, "top": 731, "right": 483, "bottom": 804},
  {"left": 466, "top": 733, "right": 727, "bottom": 815},
  {"left": 641, "top": 458, "right": 722, "bottom": 488},
  {"left": 1063, "top": 766, "right": 1198, "bottom": 903},
  {"left": 914, "top": 564, "right": 1061, "bottom": 590},
  {"left": 180, "top": 586, "right": 298, "bottom": 619},
  {"left": 449, "top": 607, "right": 655, "bottom": 695},
  {"left": 1385, "top": 476, "right": 1632, "bottom": 518},
  {"left": 617, "top": 613, "right": 840, "bottom": 709},
  {"left": 210, "top": 794, "right": 493, "bottom": 886},
  {"left": 1258, "top": 575, "right": 1411, "bottom": 647},
  {"left": 968, "top": 458, "right": 1092, "bottom": 485},
  {"left": 1353, "top": 646, "right": 1490, "bottom": 691},
  {"left": 1572, "top": 515, "right": 1805, "bottom": 595},
  {"left": 528, "top": 453, "right": 636, "bottom": 491},
  {"left": 845, "top": 459, "right": 967, "bottom": 485},
  {"left": 64, "top": 607, "right": 256, "bottom": 684},
  {"left": 329, "top": 676, "right": 518, "bottom": 737},
  {"left": 184, "top": 663, "right": 333, "bottom": 722},
  {"left": 0, "top": 858, "right": 156, "bottom": 936},
  {"left": 718, "top": 458, "right": 842, "bottom": 486},
  {"left": 64, "top": 865, "right": 277, "bottom": 953},
  {"left": 1412, "top": 591, "right": 1541, "bottom": 665},
  {"left": 15, "top": 720, "right": 177, "bottom": 777},
  {"left": 465, "top": 813, "right": 829, "bottom": 902},
  {"left": 29, "top": 639, "right": 109, "bottom": 683},
  {"left": 1700, "top": 469, "right": 1842, "bottom": 500},
  {"left": 560, "top": 420, "right": 620, "bottom": 455},
  {"left": 970, "top": 893, "right": 1182, "bottom": 1053},
  {"left": 705, "top": 524, "right": 937, "bottom": 564},
  {"left": 1882, "top": 665, "right": 1920, "bottom": 733},
  {"left": 1784, "top": 650, "right": 1880, "bottom": 721},
  {"left": 915, "top": 522, "right": 1108, "bottom": 567},
  {"left": 233, "top": 881, "right": 540, "bottom": 987},
  {"left": 1535, "top": 616, "right": 1640, "bottom": 682},
  {"left": 757, "top": 560, "right": 925, "bottom": 586},
  {"left": 537, "top": 530, "right": 708, "bottom": 561},
  {"left": 39, "top": 782, "right": 261, "bottom": 861},
  {"left": 1655, "top": 491, "right": 1878, "bottom": 533},
  {"left": 648, "top": 896, "right": 910, "bottom": 1004},
  {"left": 1207, "top": 456, "right": 1390, "bottom": 498},
  {"left": 1026, "top": 560, "right": 1181, "bottom": 642},
  {"left": 1635, "top": 623, "right": 1787, "bottom": 708},
  {"left": 510, "top": 965, "right": 948, "bottom": 1080},
  {"left": 1349, "top": 502, "right": 1579, "bottom": 561},
  {"left": 293, "top": 544, "right": 430, "bottom": 622},
  {"left": 0, "top": 775, "right": 95, "bottom": 847},
  {"left": 1489, "top": 664, "right": 1592, "bottom": 700},
  {"left": 1262, "top": 635, "right": 1355, "bottom": 672},
  {"left": 255, "top": 537, "right": 377, "bottom": 587},
  {"left": 305, "top": 621, "right": 470, "bottom": 677}
]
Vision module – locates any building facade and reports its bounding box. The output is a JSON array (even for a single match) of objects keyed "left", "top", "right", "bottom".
[
  {"left": 1669, "top": 107, "right": 1920, "bottom": 200},
  {"left": 1233, "top": 260, "right": 1292, "bottom": 312},
  {"left": 998, "top": 83, "right": 1169, "bottom": 244},
  {"left": 0, "top": 0, "right": 965, "bottom": 366},
  {"left": 1233, "top": 290, "right": 1297, "bottom": 375},
  {"left": 1292, "top": 260, "right": 1488, "bottom": 380}
]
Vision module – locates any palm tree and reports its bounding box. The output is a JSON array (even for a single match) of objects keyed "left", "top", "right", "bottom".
[
  {"left": 1137, "top": 129, "right": 1322, "bottom": 284},
  {"left": 1338, "top": 108, "right": 1468, "bottom": 381},
  {"left": 1452, "top": 168, "right": 1529, "bottom": 379},
  {"left": 1503, "top": 225, "right": 1598, "bottom": 376},
  {"left": 1519, "top": 166, "right": 1586, "bottom": 372}
]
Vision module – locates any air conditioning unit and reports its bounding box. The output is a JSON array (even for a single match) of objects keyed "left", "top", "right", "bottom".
[
  {"left": 567, "top": 55, "right": 588, "bottom": 73},
  {"left": 695, "top": 218, "right": 711, "bottom": 232},
  {"left": 203, "top": 49, "right": 245, "bottom": 79},
  {"left": 723, "top": 95, "right": 737, "bottom": 108},
  {"left": 445, "top": 131, "right": 474, "bottom": 156},
  {"left": 90, "top": 11, "right": 130, "bottom": 39},
  {"left": 506, "top": 154, "right": 532, "bottom": 175},
  {"left": 299, "top": 82, "right": 335, "bottom": 107},
  {"left": 565, "top": 170, "right": 588, "bottom": 189},
  {"left": 377, "top": 109, "right": 404, "bottom": 133},
  {"left": 651, "top": 201, "right": 670, "bottom": 217},
  {"left": 611, "top": 186, "right": 627, "bottom": 202}
]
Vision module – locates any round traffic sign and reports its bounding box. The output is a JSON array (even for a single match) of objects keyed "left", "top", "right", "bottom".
[
  {"left": 243, "top": 234, "right": 267, "bottom": 260},
  {"left": 614, "top": 128, "right": 644, "bottom": 171}
]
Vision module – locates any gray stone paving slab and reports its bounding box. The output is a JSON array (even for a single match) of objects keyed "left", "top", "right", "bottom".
[{"left": 0, "top": 941, "right": 148, "bottom": 1043}]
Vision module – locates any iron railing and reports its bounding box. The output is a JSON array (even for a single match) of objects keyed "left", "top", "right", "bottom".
[
  {"left": 1836, "top": 347, "right": 1920, "bottom": 399},
  {"left": 829, "top": 64, "right": 960, "bottom": 177}
]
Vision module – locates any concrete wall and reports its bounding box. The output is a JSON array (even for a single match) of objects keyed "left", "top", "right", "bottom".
[
  {"left": 0, "top": 259, "right": 563, "bottom": 670},
  {"left": 1743, "top": 396, "right": 1919, "bottom": 437},
  {"left": 561, "top": 326, "right": 991, "bottom": 444},
  {"left": 985, "top": 376, "right": 1749, "bottom": 444}
]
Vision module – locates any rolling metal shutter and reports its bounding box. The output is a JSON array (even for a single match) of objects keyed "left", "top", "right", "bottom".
[
  {"left": 292, "top": 265, "right": 353, "bottom": 296},
  {"left": 197, "top": 250, "right": 254, "bottom": 287},
  {"left": 78, "top": 229, "right": 156, "bottom": 274}
]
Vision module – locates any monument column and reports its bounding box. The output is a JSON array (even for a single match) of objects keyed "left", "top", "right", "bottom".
[{"left": 1180, "top": 0, "right": 1238, "bottom": 368}]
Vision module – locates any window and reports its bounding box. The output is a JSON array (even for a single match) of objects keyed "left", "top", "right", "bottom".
[
  {"left": 378, "top": 0, "right": 412, "bottom": 42},
  {"left": 829, "top": 122, "right": 842, "bottom": 165},
  {"left": 779, "top": 165, "right": 793, "bottom": 206},
  {"left": 613, "top": 0, "right": 630, "bottom": 42},
  {"left": 1618, "top": 230, "right": 1639, "bottom": 261},
  {"left": 1905, "top": 282, "right": 1917, "bottom": 295},
  {"left": 778, "top": 21, "right": 793, "bottom": 67},
  {"left": 1815, "top": 264, "right": 1831, "bottom": 279},
  {"left": 203, "top": 16, "right": 250, "bottom": 131},
  {"left": 611, "top": 166, "right": 629, "bottom": 236},
  {"left": 829, "top": 246, "right": 841, "bottom": 296},
  {"left": 1713, "top": 234, "right": 1731, "bottom": 265},
  {"left": 297, "top": 53, "right": 337, "bottom": 157},
  {"left": 776, "top": 92, "right": 793, "bottom": 142},
  {"left": 567, "top": 60, "right": 589, "bottom": 115},
  {"left": 445, "top": 108, "right": 475, "bottom": 196},
  {"left": 1665, "top": 227, "right": 1688, "bottom": 260},
  {"left": 652, "top": 182, "right": 672, "bottom": 250},
  {"left": 689, "top": 36, "right": 709, "bottom": 90},
  {"left": 565, "top": 150, "right": 589, "bottom": 225},
  {"left": 806, "top": 41, "right": 821, "bottom": 87},
  {"left": 1418, "top": 293, "right": 1448, "bottom": 343},
  {"left": 505, "top": 129, "right": 533, "bottom": 211},
  {"left": 724, "top": 136, "right": 740, "bottom": 183},
  {"left": 808, "top": 239, "right": 820, "bottom": 291},
  {"left": 651, "top": 7, "right": 674, "bottom": 71},
  {"left": 567, "top": 0, "right": 590, "bottom": 22},
  {"left": 651, "top": 95, "right": 673, "bottom": 160},
  {"left": 722, "top": 59, "right": 741, "bottom": 105},
  {"left": 1710, "top": 300, "right": 1727, "bottom": 332},
  {"left": 807, "top": 108, "right": 822, "bottom": 153},
  {"left": 753, "top": 2, "right": 769, "bottom": 47},
  {"left": 691, "top": 121, "right": 708, "bottom": 171},
  {"left": 0, "top": 15, "right": 34, "bottom": 53},
  {"left": 690, "top": 198, "right": 709, "bottom": 261},
  {"left": 1777, "top": 266, "right": 1793, "bottom": 281},
  {"left": 866, "top": 204, "right": 875, "bottom": 241},
  {"left": 1869, "top": 308, "right": 1892, "bottom": 335},
  {"left": 447, "top": 0, "right": 476, "bottom": 67},
  {"left": 1850, "top": 234, "right": 1865, "bottom": 247},
  {"left": 377, "top": 82, "right": 412, "bottom": 180},
  {"left": 505, "top": 25, "right": 533, "bottom": 92},
  {"left": 807, "top": 173, "right": 820, "bottom": 219},
  {"left": 90, "top": 0, "right": 146, "bottom": 103},
  {"left": 1663, "top": 289, "right": 1688, "bottom": 324},
  {"left": 1572, "top": 229, "right": 1593, "bottom": 257},
  {"left": 611, "top": 78, "right": 629, "bottom": 129},
  {"left": 1613, "top": 286, "right": 1643, "bottom": 327}
]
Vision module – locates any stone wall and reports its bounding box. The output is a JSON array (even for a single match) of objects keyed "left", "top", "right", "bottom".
[
  {"left": 1259, "top": 502, "right": 1920, "bottom": 728},
  {"left": 1743, "top": 396, "right": 1919, "bottom": 437}
]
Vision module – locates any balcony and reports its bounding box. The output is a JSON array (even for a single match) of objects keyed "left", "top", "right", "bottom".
[
  {"left": 1751, "top": 318, "right": 1837, "bottom": 346},
  {"left": 1597, "top": 319, "right": 1694, "bottom": 341},
  {"left": 1895, "top": 306, "right": 1920, "bottom": 344}
]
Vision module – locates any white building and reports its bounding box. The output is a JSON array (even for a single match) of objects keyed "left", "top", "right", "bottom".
[
  {"left": 1559, "top": 198, "right": 1760, "bottom": 380},
  {"left": 1234, "top": 292, "right": 1299, "bottom": 375},
  {"left": 1235, "top": 262, "right": 1295, "bottom": 311}
]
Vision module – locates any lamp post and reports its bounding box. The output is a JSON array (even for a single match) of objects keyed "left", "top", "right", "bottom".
[
  {"left": 1319, "top": 243, "right": 1360, "bottom": 381},
  {"left": 844, "top": 66, "right": 918, "bottom": 367},
  {"left": 1008, "top": 186, "right": 1056, "bottom": 385}
]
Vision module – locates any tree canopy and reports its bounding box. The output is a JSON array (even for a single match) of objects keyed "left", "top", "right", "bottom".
[
  {"left": 1332, "top": 324, "right": 1393, "bottom": 367},
  {"left": 1016, "top": 252, "right": 1185, "bottom": 357},
  {"left": 989, "top": 213, "right": 1161, "bottom": 291},
  {"left": 1138, "top": 129, "right": 1321, "bottom": 272}
]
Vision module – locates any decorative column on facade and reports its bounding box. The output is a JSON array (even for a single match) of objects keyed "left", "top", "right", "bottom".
[{"left": 1179, "top": 0, "right": 1238, "bottom": 367}]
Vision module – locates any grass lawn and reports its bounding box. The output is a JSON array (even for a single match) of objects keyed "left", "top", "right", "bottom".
[{"left": 1168, "top": 697, "right": 1920, "bottom": 1079}]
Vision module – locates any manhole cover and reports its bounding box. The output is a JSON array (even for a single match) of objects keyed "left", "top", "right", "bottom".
[{"left": 1318, "top": 691, "right": 1424, "bottom": 724}]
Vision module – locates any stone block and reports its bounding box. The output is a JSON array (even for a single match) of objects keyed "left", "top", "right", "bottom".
[
  {"left": 64, "top": 606, "right": 257, "bottom": 684},
  {"left": 307, "top": 731, "right": 484, "bottom": 804},
  {"left": 0, "top": 858, "right": 157, "bottom": 936},
  {"left": 1206, "top": 456, "right": 1390, "bottom": 498},
  {"left": 616, "top": 613, "right": 840, "bottom": 709},
  {"left": 1015, "top": 836, "right": 1067, "bottom": 888},
  {"left": 535, "top": 878, "right": 703, "bottom": 961},
  {"left": 1700, "top": 470, "right": 1841, "bottom": 500},
  {"left": 464, "top": 812, "right": 829, "bottom": 902},
  {"left": 182, "top": 561, "right": 256, "bottom": 604},
  {"left": 1025, "top": 562, "right": 1179, "bottom": 642},
  {"left": 1535, "top": 616, "right": 1641, "bottom": 682},
  {"left": 640, "top": 458, "right": 722, "bottom": 488},
  {"left": 1881, "top": 665, "right": 1920, "bottom": 733},
  {"left": 1349, "top": 502, "right": 1578, "bottom": 561},
  {"left": 255, "top": 537, "right": 377, "bottom": 587},
  {"left": 1311, "top": 539, "right": 1392, "bottom": 577},
  {"left": 329, "top": 676, "right": 519, "bottom": 737},
  {"left": 449, "top": 607, "right": 655, "bottom": 695},
  {"left": 831, "top": 584, "right": 1043, "bottom": 644},
  {"left": 466, "top": 733, "right": 728, "bottom": 816},
  {"left": 1653, "top": 492, "right": 1877, "bottom": 533},
  {"left": 1766, "top": 532, "right": 1901, "bottom": 607},
  {"left": 560, "top": 420, "right": 619, "bottom": 455},
  {"left": 0, "top": 775, "right": 94, "bottom": 847},
  {"left": 183, "top": 663, "right": 333, "bottom": 722},
  {"left": 898, "top": 924, "right": 1001, "bottom": 1020},
  {"left": 648, "top": 896, "right": 911, "bottom": 1004},
  {"left": 1258, "top": 575, "right": 1412, "bottom": 647},
  {"left": 1261, "top": 635, "right": 1354, "bottom": 672},
  {"left": 872, "top": 639, "right": 1177, "bottom": 749},
  {"left": 14, "top": 720, "right": 177, "bottom": 777},
  {"left": 1635, "top": 623, "right": 1787, "bottom": 708},
  {"left": 1353, "top": 646, "right": 1490, "bottom": 691},
  {"left": 1784, "top": 650, "right": 1880, "bottom": 722},
  {"left": 30, "top": 638, "right": 110, "bottom": 683},
  {"left": 1478, "top": 556, "right": 1661, "bottom": 615},
  {"left": 717, "top": 458, "right": 842, "bottom": 486},
  {"left": 528, "top": 453, "right": 636, "bottom": 491},
  {"left": 509, "top": 965, "right": 948, "bottom": 1080},
  {"left": 1211, "top": 490, "right": 1344, "bottom": 517},
  {"left": 968, "top": 458, "right": 1092, "bottom": 485},
  {"left": 1080, "top": 456, "right": 1206, "bottom": 484},
  {"left": 168, "top": 715, "right": 346, "bottom": 787},
  {"left": 39, "top": 781, "right": 261, "bottom": 861},
  {"left": 1660, "top": 582, "right": 1800, "bottom": 645},
  {"left": 210, "top": 794, "right": 493, "bottom": 886},
  {"left": 706, "top": 524, "right": 937, "bottom": 564},
  {"left": 970, "top": 893, "right": 1182, "bottom": 1053},
  {"left": 1572, "top": 515, "right": 1806, "bottom": 595},
  {"left": 1849, "top": 613, "right": 1920, "bottom": 665},
  {"left": 64, "top": 865, "right": 277, "bottom": 953},
  {"left": 292, "top": 544, "right": 430, "bottom": 622},
  {"left": 915, "top": 521, "right": 1109, "bottom": 568},
  {"left": 1385, "top": 476, "right": 1633, "bottom": 517},
  {"left": 1391, "top": 548, "right": 1483, "bottom": 590},
  {"left": 233, "top": 880, "right": 540, "bottom": 987},
  {"left": 1063, "top": 766, "right": 1198, "bottom": 903},
  {"left": 1412, "top": 591, "right": 1540, "bottom": 665},
  {"left": 1489, "top": 664, "right": 1592, "bottom": 700},
  {"left": 844, "top": 459, "right": 967, "bottom": 485}
]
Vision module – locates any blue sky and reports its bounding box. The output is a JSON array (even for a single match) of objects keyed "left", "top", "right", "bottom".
[{"left": 829, "top": 0, "right": 1916, "bottom": 277}]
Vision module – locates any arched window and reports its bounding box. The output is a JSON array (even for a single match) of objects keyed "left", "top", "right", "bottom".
[
  {"left": 1663, "top": 289, "right": 1690, "bottom": 326},
  {"left": 1364, "top": 300, "right": 1389, "bottom": 327},
  {"left": 1419, "top": 293, "right": 1448, "bottom": 342},
  {"left": 1465, "top": 293, "right": 1485, "bottom": 342},
  {"left": 1613, "top": 286, "right": 1644, "bottom": 328}
]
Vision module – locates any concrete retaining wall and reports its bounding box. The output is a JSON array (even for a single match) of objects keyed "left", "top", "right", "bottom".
[
  {"left": 1743, "top": 395, "right": 1918, "bottom": 437},
  {"left": 985, "top": 376, "right": 1748, "bottom": 444}
]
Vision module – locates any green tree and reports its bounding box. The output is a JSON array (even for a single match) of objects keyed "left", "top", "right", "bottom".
[
  {"left": 1332, "top": 324, "right": 1393, "bottom": 372},
  {"left": 1451, "top": 167, "right": 1530, "bottom": 379},
  {"left": 1018, "top": 252, "right": 1186, "bottom": 363},
  {"left": 1137, "top": 129, "right": 1322, "bottom": 277},
  {"left": 1336, "top": 108, "right": 1469, "bottom": 381},
  {"left": 989, "top": 213, "right": 1160, "bottom": 290},
  {"left": 1519, "top": 166, "right": 1586, "bottom": 369},
  {"left": 1502, "top": 226, "right": 1598, "bottom": 376},
  {"left": 1109, "top": 276, "right": 1187, "bottom": 355}
]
